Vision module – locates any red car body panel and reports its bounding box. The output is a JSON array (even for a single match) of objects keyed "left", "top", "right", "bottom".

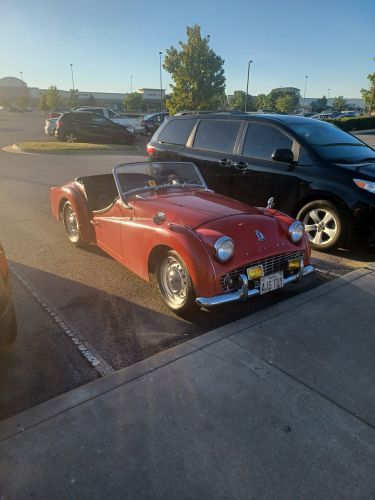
[{"left": 50, "top": 176, "right": 312, "bottom": 300}]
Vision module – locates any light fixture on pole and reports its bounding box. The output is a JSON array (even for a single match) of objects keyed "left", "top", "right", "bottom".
[
  {"left": 159, "top": 51, "right": 163, "bottom": 112},
  {"left": 245, "top": 59, "right": 253, "bottom": 112},
  {"left": 70, "top": 63, "right": 75, "bottom": 91},
  {"left": 303, "top": 75, "right": 308, "bottom": 107}
]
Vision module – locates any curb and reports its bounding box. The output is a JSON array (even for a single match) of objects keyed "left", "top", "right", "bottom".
[
  {"left": 1, "top": 143, "right": 143, "bottom": 156},
  {"left": 0, "top": 266, "right": 372, "bottom": 442}
]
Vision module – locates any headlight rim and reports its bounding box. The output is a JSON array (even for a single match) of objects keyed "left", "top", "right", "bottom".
[
  {"left": 288, "top": 221, "right": 304, "bottom": 244},
  {"left": 214, "top": 236, "right": 235, "bottom": 262}
]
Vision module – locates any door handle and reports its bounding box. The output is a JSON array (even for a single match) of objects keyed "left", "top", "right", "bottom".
[
  {"left": 232, "top": 161, "right": 248, "bottom": 170},
  {"left": 218, "top": 158, "right": 233, "bottom": 167}
]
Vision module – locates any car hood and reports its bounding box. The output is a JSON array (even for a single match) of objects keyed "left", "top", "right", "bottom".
[
  {"left": 134, "top": 189, "right": 262, "bottom": 227},
  {"left": 333, "top": 161, "right": 375, "bottom": 179}
]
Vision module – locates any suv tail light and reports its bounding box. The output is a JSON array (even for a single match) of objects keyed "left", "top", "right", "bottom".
[{"left": 146, "top": 144, "right": 155, "bottom": 156}]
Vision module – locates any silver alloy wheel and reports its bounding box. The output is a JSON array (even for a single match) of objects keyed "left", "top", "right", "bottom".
[
  {"left": 159, "top": 255, "right": 188, "bottom": 306},
  {"left": 65, "top": 132, "right": 77, "bottom": 143},
  {"left": 303, "top": 208, "right": 338, "bottom": 246},
  {"left": 64, "top": 205, "right": 79, "bottom": 242}
]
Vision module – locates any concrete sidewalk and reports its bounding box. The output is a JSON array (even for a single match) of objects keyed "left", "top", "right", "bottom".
[{"left": 1, "top": 266, "right": 375, "bottom": 499}]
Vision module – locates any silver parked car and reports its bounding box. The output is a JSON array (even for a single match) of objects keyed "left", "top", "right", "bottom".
[{"left": 44, "top": 116, "right": 60, "bottom": 135}]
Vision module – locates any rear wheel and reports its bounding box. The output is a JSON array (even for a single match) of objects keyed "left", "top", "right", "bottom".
[
  {"left": 64, "top": 131, "right": 78, "bottom": 143},
  {"left": 63, "top": 201, "right": 84, "bottom": 247},
  {"left": 157, "top": 251, "right": 196, "bottom": 315},
  {"left": 297, "top": 200, "right": 348, "bottom": 251}
]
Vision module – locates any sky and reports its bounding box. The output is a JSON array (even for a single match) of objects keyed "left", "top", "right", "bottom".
[{"left": 1, "top": 0, "right": 374, "bottom": 98}]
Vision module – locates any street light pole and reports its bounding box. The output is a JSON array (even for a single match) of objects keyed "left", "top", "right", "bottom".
[
  {"left": 303, "top": 75, "right": 308, "bottom": 107},
  {"left": 70, "top": 63, "right": 75, "bottom": 91},
  {"left": 130, "top": 74, "right": 133, "bottom": 94},
  {"left": 245, "top": 59, "right": 253, "bottom": 112},
  {"left": 159, "top": 51, "right": 163, "bottom": 112},
  {"left": 368, "top": 56, "right": 375, "bottom": 117},
  {"left": 20, "top": 71, "right": 23, "bottom": 81}
]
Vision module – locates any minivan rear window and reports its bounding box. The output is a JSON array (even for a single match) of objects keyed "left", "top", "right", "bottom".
[
  {"left": 193, "top": 120, "right": 241, "bottom": 153},
  {"left": 158, "top": 118, "right": 196, "bottom": 145}
]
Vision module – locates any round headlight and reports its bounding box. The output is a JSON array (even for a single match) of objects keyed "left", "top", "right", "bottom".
[
  {"left": 214, "top": 236, "right": 235, "bottom": 262},
  {"left": 288, "top": 221, "right": 304, "bottom": 243}
]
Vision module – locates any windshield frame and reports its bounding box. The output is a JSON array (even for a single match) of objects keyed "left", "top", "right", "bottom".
[{"left": 112, "top": 161, "right": 208, "bottom": 201}]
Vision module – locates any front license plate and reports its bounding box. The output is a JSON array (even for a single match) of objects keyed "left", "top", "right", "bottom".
[{"left": 259, "top": 272, "right": 284, "bottom": 295}]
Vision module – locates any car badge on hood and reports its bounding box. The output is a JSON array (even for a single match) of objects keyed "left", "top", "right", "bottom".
[{"left": 255, "top": 230, "right": 265, "bottom": 241}]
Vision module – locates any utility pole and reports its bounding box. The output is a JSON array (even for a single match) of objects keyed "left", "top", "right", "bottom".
[
  {"left": 245, "top": 59, "right": 253, "bottom": 112},
  {"left": 368, "top": 57, "right": 375, "bottom": 117},
  {"left": 70, "top": 63, "right": 75, "bottom": 91},
  {"left": 130, "top": 74, "right": 133, "bottom": 94},
  {"left": 159, "top": 51, "right": 163, "bottom": 112},
  {"left": 20, "top": 72, "right": 24, "bottom": 81},
  {"left": 303, "top": 75, "right": 308, "bottom": 107}
]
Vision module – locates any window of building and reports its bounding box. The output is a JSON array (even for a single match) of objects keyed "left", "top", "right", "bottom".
[{"left": 243, "top": 122, "right": 293, "bottom": 160}]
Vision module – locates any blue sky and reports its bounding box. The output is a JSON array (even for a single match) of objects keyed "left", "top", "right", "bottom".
[{"left": 1, "top": 0, "right": 374, "bottom": 97}]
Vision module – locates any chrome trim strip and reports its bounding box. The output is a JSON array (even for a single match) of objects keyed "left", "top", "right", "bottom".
[{"left": 196, "top": 265, "right": 314, "bottom": 308}]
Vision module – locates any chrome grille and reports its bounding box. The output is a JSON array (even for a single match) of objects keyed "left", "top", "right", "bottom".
[{"left": 220, "top": 251, "right": 304, "bottom": 292}]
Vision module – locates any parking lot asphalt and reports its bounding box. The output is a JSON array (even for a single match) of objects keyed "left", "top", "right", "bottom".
[
  {"left": 1, "top": 267, "right": 375, "bottom": 499},
  {"left": 0, "top": 111, "right": 374, "bottom": 420}
]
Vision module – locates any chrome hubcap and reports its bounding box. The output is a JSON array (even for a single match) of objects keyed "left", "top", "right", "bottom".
[
  {"left": 160, "top": 256, "right": 188, "bottom": 306},
  {"left": 303, "top": 209, "right": 338, "bottom": 246},
  {"left": 64, "top": 206, "right": 79, "bottom": 240},
  {"left": 66, "top": 133, "right": 77, "bottom": 143}
]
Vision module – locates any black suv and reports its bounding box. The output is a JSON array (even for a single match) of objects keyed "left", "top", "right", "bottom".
[
  {"left": 55, "top": 111, "right": 135, "bottom": 144},
  {"left": 147, "top": 113, "right": 375, "bottom": 250}
]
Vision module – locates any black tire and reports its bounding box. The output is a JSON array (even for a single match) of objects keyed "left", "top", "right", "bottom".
[
  {"left": 297, "top": 200, "right": 348, "bottom": 251},
  {"left": 64, "top": 131, "right": 78, "bottom": 143},
  {"left": 0, "top": 301, "right": 17, "bottom": 353},
  {"left": 63, "top": 201, "right": 85, "bottom": 247},
  {"left": 156, "top": 250, "right": 196, "bottom": 315}
]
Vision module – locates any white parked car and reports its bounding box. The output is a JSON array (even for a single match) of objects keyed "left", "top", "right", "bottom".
[
  {"left": 44, "top": 116, "right": 60, "bottom": 135},
  {"left": 72, "top": 107, "right": 145, "bottom": 135}
]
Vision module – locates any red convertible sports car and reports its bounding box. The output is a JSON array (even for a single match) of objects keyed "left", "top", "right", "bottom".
[{"left": 50, "top": 162, "right": 313, "bottom": 314}]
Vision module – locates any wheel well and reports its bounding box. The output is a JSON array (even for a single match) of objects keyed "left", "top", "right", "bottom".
[
  {"left": 58, "top": 198, "right": 68, "bottom": 221},
  {"left": 293, "top": 193, "right": 348, "bottom": 218},
  {"left": 148, "top": 245, "right": 172, "bottom": 280}
]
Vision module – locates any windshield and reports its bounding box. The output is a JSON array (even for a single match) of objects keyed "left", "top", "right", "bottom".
[
  {"left": 113, "top": 162, "right": 207, "bottom": 197},
  {"left": 289, "top": 121, "right": 375, "bottom": 163}
]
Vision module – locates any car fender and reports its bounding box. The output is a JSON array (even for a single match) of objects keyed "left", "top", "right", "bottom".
[
  {"left": 122, "top": 221, "right": 217, "bottom": 298},
  {"left": 50, "top": 184, "right": 95, "bottom": 243}
]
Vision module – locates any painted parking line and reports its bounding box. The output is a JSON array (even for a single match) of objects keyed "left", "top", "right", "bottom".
[{"left": 9, "top": 265, "right": 115, "bottom": 377}]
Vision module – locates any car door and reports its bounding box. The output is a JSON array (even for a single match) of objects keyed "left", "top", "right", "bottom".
[
  {"left": 179, "top": 118, "right": 243, "bottom": 196},
  {"left": 231, "top": 121, "right": 301, "bottom": 211},
  {"left": 92, "top": 199, "right": 126, "bottom": 262}
]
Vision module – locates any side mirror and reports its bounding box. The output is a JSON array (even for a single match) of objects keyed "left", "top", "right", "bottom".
[{"left": 272, "top": 148, "right": 294, "bottom": 164}]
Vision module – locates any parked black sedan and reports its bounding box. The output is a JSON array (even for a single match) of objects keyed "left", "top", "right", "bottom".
[
  {"left": 55, "top": 111, "right": 136, "bottom": 144},
  {"left": 147, "top": 113, "right": 375, "bottom": 250}
]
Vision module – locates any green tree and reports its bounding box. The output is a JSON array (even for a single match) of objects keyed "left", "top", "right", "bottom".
[
  {"left": 163, "top": 24, "right": 226, "bottom": 114},
  {"left": 67, "top": 89, "right": 79, "bottom": 108},
  {"left": 255, "top": 93, "right": 274, "bottom": 111},
  {"left": 38, "top": 91, "right": 49, "bottom": 111},
  {"left": 230, "top": 90, "right": 256, "bottom": 111},
  {"left": 312, "top": 95, "right": 328, "bottom": 113},
  {"left": 275, "top": 94, "right": 296, "bottom": 113},
  {"left": 123, "top": 92, "right": 143, "bottom": 111},
  {"left": 332, "top": 96, "right": 347, "bottom": 111},
  {"left": 361, "top": 72, "right": 375, "bottom": 114},
  {"left": 45, "top": 85, "right": 61, "bottom": 110}
]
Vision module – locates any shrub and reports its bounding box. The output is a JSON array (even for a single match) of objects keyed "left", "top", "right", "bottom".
[{"left": 329, "top": 116, "right": 375, "bottom": 131}]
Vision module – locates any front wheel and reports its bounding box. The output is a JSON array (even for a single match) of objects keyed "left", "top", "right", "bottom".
[
  {"left": 157, "top": 251, "right": 196, "bottom": 315},
  {"left": 297, "top": 200, "right": 348, "bottom": 251},
  {"left": 63, "top": 201, "right": 85, "bottom": 247},
  {"left": 64, "top": 131, "right": 78, "bottom": 143}
]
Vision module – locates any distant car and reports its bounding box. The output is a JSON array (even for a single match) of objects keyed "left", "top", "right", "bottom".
[
  {"left": 44, "top": 116, "right": 60, "bottom": 136},
  {"left": 142, "top": 112, "right": 169, "bottom": 135},
  {"left": 310, "top": 112, "right": 342, "bottom": 120},
  {"left": 337, "top": 111, "right": 360, "bottom": 119},
  {"left": 0, "top": 241, "right": 17, "bottom": 352},
  {"left": 55, "top": 111, "right": 136, "bottom": 144},
  {"left": 73, "top": 107, "right": 145, "bottom": 134},
  {"left": 50, "top": 161, "right": 313, "bottom": 315}
]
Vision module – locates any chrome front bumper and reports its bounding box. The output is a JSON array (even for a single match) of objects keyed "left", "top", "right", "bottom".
[{"left": 196, "top": 264, "right": 314, "bottom": 308}]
